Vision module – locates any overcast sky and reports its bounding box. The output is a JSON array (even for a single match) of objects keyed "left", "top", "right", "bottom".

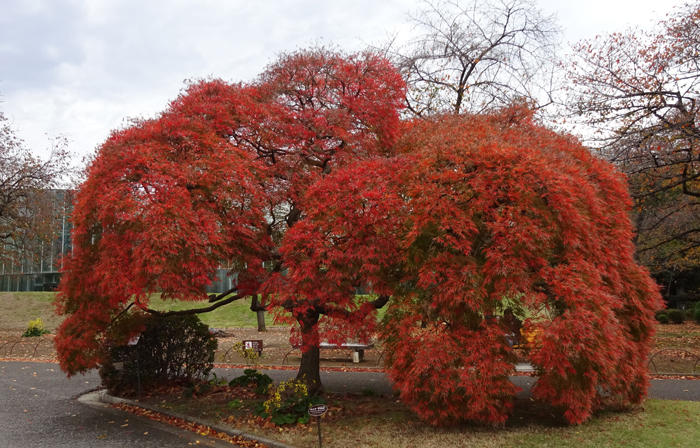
[{"left": 0, "top": 0, "right": 687, "bottom": 162}]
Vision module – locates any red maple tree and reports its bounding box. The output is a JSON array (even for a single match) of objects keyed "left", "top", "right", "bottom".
[
  {"left": 55, "top": 47, "right": 660, "bottom": 425},
  {"left": 281, "top": 107, "right": 662, "bottom": 424},
  {"left": 54, "top": 48, "right": 406, "bottom": 388}
]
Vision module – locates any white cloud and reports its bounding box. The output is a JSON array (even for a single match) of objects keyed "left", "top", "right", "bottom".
[{"left": 0, "top": 0, "right": 687, "bottom": 161}]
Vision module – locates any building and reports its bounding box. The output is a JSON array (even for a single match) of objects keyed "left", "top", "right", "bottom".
[
  {"left": 0, "top": 189, "right": 235, "bottom": 294},
  {"left": 0, "top": 189, "right": 73, "bottom": 292}
]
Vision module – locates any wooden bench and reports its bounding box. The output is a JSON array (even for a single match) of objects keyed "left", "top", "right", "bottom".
[{"left": 282, "top": 342, "right": 375, "bottom": 365}]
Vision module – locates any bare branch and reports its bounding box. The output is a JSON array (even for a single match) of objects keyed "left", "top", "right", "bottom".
[{"left": 380, "top": 0, "right": 562, "bottom": 116}]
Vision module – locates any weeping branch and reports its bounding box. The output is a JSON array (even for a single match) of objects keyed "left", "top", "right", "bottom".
[{"left": 250, "top": 293, "right": 267, "bottom": 312}]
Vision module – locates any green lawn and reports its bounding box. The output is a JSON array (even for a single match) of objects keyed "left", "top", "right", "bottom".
[
  {"left": 0, "top": 292, "right": 389, "bottom": 330},
  {"left": 504, "top": 399, "right": 700, "bottom": 448},
  {"left": 0, "top": 292, "right": 63, "bottom": 331},
  {"left": 146, "top": 295, "right": 278, "bottom": 328},
  {"left": 0, "top": 292, "right": 278, "bottom": 330}
]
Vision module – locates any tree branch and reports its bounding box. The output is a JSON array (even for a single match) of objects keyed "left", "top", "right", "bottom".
[
  {"left": 146, "top": 293, "right": 246, "bottom": 317},
  {"left": 318, "top": 294, "right": 390, "bottom": 318},
  {"left": 208, "top": 286, "right": 239, "bottom": 303}
]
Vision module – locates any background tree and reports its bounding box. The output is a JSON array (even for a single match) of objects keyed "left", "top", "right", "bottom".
[
  {"left": 384, "top": 0, "right": 561, "bottom": 116},
  {"left": 566, "top": 1, "right": 700, "bottom": 285},
  {"left": 0, "top": 108, "right": 71, "bottom": 266}
]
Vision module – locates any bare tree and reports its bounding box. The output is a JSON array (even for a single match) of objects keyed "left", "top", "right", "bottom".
[
  {"left": 384, "top": 0, "right": 561, "bottom": 116},
  {"left": 566, "top": 1, "right": 700, "bottom": 273},
  {"left": 0, "top": 108, "right": 71, "bottom": 264}
]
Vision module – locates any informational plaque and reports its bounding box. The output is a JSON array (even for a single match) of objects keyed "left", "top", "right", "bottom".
[
  {"left": 308, "top": 404, "right": 328, "bottom": 417},
  {"left": 242, "top": 339, "right": 263, "bottom": 354}
]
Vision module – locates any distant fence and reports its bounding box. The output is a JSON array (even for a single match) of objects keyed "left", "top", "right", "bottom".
[
  {"left": 647, "top": 349, "right": 700, "bottom": 375},
  {"left": 0, "top": 336, "right": 56, "bottom": 358}
]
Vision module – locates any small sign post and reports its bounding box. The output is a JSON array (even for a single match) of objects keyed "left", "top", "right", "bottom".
[{"left": 308, "top": 404, "right": 328, "bottom": 448}]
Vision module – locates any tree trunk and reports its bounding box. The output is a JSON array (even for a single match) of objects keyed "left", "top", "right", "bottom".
[
  {"left": 295, "top": 312, "right": 323, "bottom": 395},
  {"left": 250, "top": 294, "right": 267, "bottom": 332},
  {"left": 256, "top": 310, "right": 267, "bottom": 332},
  {"left": 296, "top": 344, "right": 323, "bottom": 394}
]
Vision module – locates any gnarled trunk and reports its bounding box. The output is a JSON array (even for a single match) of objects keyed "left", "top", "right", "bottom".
[{"left": 295, "top": 311, "right": 323, "bottom": 395}]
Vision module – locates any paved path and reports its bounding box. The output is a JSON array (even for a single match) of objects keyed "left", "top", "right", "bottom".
[
  {"left": 0, "top": 361, "right": 231, "bottom": 447},
  {"left": 213, "top": 366, "right": 700, "bottom": 402}
]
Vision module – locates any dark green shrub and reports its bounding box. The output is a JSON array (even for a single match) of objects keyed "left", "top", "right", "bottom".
[
  {"left": 99, "top": 314, "right": 217, "bottom": 395},
  {"left": 684, "top": 309, "right": 695, "bottom": 321},
  {"left": 654, "top": 309, "right": 668, "bottom": 320},
  {"left": 229, "top": 369, "right": 273, "bottom": 395},
  {"left": 657, "top": 314, "right": 670, "bottom": 324},
  {"left": 666, "top": 309, "right": 684, "bottom": 324}
]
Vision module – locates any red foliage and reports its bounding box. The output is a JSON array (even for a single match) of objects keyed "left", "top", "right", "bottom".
[
  {"left": 56, "top": 46, "right": 660, "bottom": 426},
  {"left": 385, "top": 111, "right": 661, "bottom": 425},
  {"left": 54, "top": 48, "right": 406, "bottom": 375},
  {"left": 283, "top": 109, "right": 661, "bottom": 425}
]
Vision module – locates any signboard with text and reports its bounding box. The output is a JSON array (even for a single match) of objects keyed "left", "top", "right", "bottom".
[
  {"left": 308, "top": 404, "right": 328, "bottom": 417},
  {"left": 242, "top": 339, "right": 263, "bottom": 354}
]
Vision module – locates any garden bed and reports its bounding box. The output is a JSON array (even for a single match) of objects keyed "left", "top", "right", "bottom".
[{"left": 123, "top": 376, "right": 700, "bottom": 448}]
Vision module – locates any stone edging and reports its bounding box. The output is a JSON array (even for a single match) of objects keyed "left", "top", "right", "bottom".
[{"left": 79, "top": 390, "right": 297, "bottom": 448}]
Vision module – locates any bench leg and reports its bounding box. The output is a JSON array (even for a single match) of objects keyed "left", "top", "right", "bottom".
[{"left": 352, "top": 350, "right": 365, "bottom": 363}]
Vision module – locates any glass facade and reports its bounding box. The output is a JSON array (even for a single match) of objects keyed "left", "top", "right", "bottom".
[
  {"left": 0, "top": 190, "right": 235, "bottom": 294},
  {"left": 0, "top": 190, "right": 73, "bottom": 291},
  {"left": 206, "top": 269, "right": 238, "bottom": 294}
]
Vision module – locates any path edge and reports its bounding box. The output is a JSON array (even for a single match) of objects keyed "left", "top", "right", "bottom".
[{"left": 79, "top": 390, "right": 298, "bottom": 448}]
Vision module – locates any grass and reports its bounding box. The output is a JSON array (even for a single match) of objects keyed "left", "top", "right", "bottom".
[
  {"left": 0, "top": 292, "right": 390, "bottom": 331},
  {"left": 145, "top": 377, "right": 700, "bottom": 448},
  {"left": 328, "top": 399, "right": 700, "bottom": 448},
  {"left": 508, "top": 400, "right": 700, "bottom": 448},
  {"left": 145, "top": 295, "right": 278, "bottom": 328},
  {"left": 0, "top": 291, "right": 279, "bottom": 330}
]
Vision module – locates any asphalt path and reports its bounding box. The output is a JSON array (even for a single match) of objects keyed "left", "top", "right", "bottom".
[
  {"left": 4, "top": 361, "right": 700, "bottom": 448},
  {"left": 0, "top": 361, "right": 230, "bottom": 448},
  {"left": 214, "top": 366, "right": 700, "bottom": 401}
]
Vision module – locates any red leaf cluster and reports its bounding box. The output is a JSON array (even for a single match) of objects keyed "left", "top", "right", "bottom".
[
  {"left": 283, "top": 109, "right": 662, "bottom": 424},
  {"left": 54, "top": 48, "right": 406, "bottom": 374}
]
